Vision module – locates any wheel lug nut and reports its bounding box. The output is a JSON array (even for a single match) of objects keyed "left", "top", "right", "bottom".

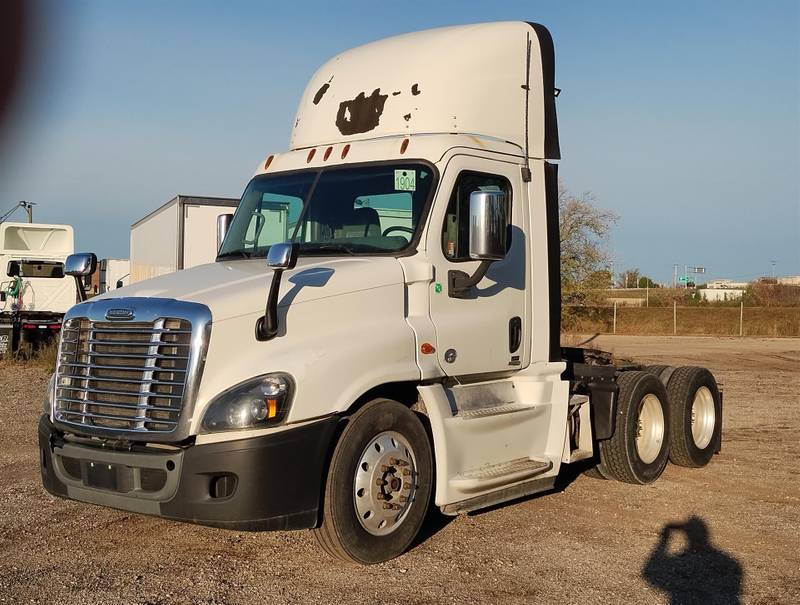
[
  {"left": 393, "top": 504, "right": 402, "bottom": 510},
  {"left": 382, "top": 502, "right": 393, "bottom": 510},
  {"left": 381, "top": 465, "right": 392, "bottom": 472},
  {"left": 375, "top": 479, "right": 387, "bottom": 486},
  {"left": 402, "top": 469, "right": 411, "bottom": 476},
  {"left": 403, "top": 482, "right": 412, "bottom": 490},
  {"left": 376, "top": 493, "right": 386, "bottom": 500},
  {"left": 399, "top": 496, "right": 407, "bottom": 503}
]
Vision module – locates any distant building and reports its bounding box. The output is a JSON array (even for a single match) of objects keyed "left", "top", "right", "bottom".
[
  {"left": 699, "top": 288, "right": 744, "bottom": 302},
  {"left": 777, "top": 276, "right": 800, "bottom": 286},
  {"left": 706, "top": 279, "right": 749, "bottom": 289}
]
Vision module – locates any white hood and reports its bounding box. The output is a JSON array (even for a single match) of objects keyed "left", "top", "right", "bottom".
[{"left": 97, "top": 256, "right": 405, "bottom": 322}]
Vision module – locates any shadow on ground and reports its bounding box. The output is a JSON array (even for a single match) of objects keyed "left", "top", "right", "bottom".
[{"left": 643, "top": 516, "right": 742, "bottom": 604}]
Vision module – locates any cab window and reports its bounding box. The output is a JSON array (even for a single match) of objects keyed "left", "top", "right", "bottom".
[{"left": 442, "top": 172, "right": 512, "bottom": 261}]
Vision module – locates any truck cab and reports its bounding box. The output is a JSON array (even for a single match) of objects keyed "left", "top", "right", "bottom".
[{"left": 38, "top": 21, "right": 722, "bottom": 563}]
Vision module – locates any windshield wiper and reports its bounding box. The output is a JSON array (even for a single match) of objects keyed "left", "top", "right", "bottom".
[
  {"left": 217, "top": 250, "right": 252, "bottom": 260},
  {"left": 302, "top": 244, "right": 358, "bottom": 256}
]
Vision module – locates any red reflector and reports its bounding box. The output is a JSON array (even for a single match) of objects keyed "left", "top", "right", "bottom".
[
  {"left": 420, "top": 342, "right": 435, "bottom": 355},
  {"left": 341, "top": 144, "right": 350, "bottom": 159}
]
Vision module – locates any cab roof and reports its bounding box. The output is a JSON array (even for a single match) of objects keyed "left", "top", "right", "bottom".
[{"left": 289, "top": 21, "right": 560, "bottom": 160}]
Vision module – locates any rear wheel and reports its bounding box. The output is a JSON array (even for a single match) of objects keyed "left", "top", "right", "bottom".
[
  {"left": 313, "top": 399, "right": 433, "bottom": 564},
  {"left": 599, "top": 371, "right": 671, "bottom": 484},
  {"left": 665, "top": 367, "right": 721, "bottom": 467}
]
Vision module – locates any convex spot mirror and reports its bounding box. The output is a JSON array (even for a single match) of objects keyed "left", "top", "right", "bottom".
[
  {"left": 65, "top": 253, "right": 97, "bottom": 277},
  {"left": 468, "top": 190, "right": 509, "bottom": 261},
  {"left": 217, "top": 213, "right": 233, "bottom": 251},
  {"left": 266, "top": 242, "right": 299, "bottom": 270}
]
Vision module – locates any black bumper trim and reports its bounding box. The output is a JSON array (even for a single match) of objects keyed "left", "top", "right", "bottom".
[{"left": 38, "top": 415, "right": 340, "bottom": 531}]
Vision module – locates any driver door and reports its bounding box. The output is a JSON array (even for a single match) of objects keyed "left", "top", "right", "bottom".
[{"left": 427, "top": 155, "right": 528, "bottom": 377}]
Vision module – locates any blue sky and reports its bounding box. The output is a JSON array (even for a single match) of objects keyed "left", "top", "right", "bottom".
[{"left": 0, "top": 0, "right": 797, "bottom": 283}]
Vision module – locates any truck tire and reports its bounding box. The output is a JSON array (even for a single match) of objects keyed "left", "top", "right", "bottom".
[
  {"left": 599, "top": 371, "right": 670, "bottom": 485},
  {"left": 313, "top": 398, "right": 433, "bottom": 564},
  {"left": 583, "top": 462, "right": 611, "bottom": 480},
  {"left": 644, "top": 365, "right": 671, "bottom": 382},
  {"left": 665, "top": 366, "right": 721, "bottom": 467}
]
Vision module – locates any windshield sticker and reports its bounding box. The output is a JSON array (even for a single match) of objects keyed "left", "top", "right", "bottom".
[{"left": 394, "top": 169, "right": 416, "bottom": 191}]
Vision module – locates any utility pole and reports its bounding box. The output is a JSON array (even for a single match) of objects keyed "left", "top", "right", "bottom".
[
  {"left": 771, "top": 260, "right": 776, "bottom": 279},
  {"left": 21, "top": 201, "right": 35, "bottom": 223},
  {"left": 673, "top": 264, "right": 678, "bottom": 289}
]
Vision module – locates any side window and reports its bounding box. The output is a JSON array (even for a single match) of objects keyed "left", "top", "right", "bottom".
[{"left": 441, "top": 171, "right": 512, "bottom": 261}]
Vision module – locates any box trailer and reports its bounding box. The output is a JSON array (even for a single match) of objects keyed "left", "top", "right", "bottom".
[
  {"left": 129, "top": 196, "right": 238, "bottom": 283},
  {"left": 0, "top": 221, "right": 76, "bottom": 354},
  {"left": 41, "top": 22, "right": 723, "bottom": 564}
]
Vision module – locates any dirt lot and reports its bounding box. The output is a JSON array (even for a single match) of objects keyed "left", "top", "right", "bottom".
[{"left": 1, "top": 336, "right": 798, "bottom": 604}]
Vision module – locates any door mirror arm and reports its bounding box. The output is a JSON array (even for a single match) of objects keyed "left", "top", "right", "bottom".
[
  {"left": 255, "top": 243, "right": 298, "bottom": 341},
  {"left": 447, "top": 261, "right": 492, "bottom": 298}
]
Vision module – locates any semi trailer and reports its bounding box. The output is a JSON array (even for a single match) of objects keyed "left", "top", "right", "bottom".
[
  {"left": 0, "top": 221, "right": 76, "bottom": 356},
  {"left": 130, "top": 195, "right": 238, "bottom": 283},
  {"left": 38, "top": 21, "right": 722, "bottom": 564}
]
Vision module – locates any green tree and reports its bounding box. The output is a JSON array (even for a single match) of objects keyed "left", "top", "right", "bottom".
[{"left": 559, "top": 182, "right": 618, "bottom": 308}]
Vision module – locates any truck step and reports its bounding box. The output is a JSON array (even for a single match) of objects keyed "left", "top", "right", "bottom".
[
  {"left": 450, "top": 457, "right": 553, "bottom": 493},
  {"left": 456, "top": 403, "right": 532, "bottom": 420}
]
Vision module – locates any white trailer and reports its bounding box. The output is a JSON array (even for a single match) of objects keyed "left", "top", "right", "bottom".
[
  {"left": 41, "top": 22, "right": 723, "bottom": 564},
  {"left": 129, "top": 196, "right": 238, "bottom": 283},
  {"left": 0, "top": 222, "right": 76, "bottom": 354}
]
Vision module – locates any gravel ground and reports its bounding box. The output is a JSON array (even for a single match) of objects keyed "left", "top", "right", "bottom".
[{"left": 0, "top": 336, "right": 798, "bottom": 604}]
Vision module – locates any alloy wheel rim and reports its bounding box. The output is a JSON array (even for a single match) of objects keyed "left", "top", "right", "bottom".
[
  {"left": 636, "top": 394, "right": 665, "bottom": 464},
  {"left": 353, "top": 431, "right": 417, "bottom": 536},
  {"left": 691, "top": 386, "right": 716, "bottom": 449}
]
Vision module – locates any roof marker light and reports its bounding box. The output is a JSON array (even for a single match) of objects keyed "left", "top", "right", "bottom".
[
  {"left": 400, "top": 138, "right": 409, "bottom": 154},
  {"left": 341, "top": 144, "right": 350, "bottom": 159},
  {"left": 323, "top": 146, "right": 333, "bottom": 161},
  {"left": 264, "top": 155, "right": 275, "bottom": 170},
  {"left": 306, "top": 148, "right": 316, "bottom": 163}
]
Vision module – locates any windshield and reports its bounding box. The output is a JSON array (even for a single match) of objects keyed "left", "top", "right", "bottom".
[{"left": 218, "top": 163, "right": 435, "bottom": 259}]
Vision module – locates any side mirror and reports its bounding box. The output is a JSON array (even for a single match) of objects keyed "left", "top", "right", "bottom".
[
  {"left": 468, "top": 190, "right": 508, "bottom": 261},
  {"left": 65, "top": 253, "right": 97, "bottom": 302},
  {"left": 217, "top": 213, "right": 234, "bottom": 251},
  {"left": 115, "top": 279, "right": 124, "bottom": 289},
  {"left": 266, "top": 242, "right": 299, "bottom": 270},
  {"left": 448, "top": 191, "right": 509, "bottom": 298},
  {"left": 256, "top": 243, "right": 299, "bottom": 341},
  {"left": 6, "top": 261, "right": 19, "bottom": 277}
]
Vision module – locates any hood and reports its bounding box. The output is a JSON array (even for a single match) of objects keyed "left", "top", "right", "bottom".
[{"left": 97, "top": 256, "right": 405, "bottom": 323}]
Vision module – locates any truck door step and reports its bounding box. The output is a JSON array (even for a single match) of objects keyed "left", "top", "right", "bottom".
[
  {"left": 456, "top": 402, "right": 532, "bottom": 419},
  {"left": 450, "top": 457, "right": 552, "bottom": 493}
]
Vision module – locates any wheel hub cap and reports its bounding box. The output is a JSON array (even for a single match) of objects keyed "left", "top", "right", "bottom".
[
  {"left": 691, "top": 386, "right": 715, "bottom": 449},
  {"left": 636, "top": 393, "right": 665, "bottom": 464},
  {"left": 354, "top": 431, "right": 417, "bottom": 536}
]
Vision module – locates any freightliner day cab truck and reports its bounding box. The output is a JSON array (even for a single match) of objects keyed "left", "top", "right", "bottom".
[{"left": 38, "top": 22, "right": 722, "bottom": 564}]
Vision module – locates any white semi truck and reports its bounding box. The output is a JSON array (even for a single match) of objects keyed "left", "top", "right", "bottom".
[
  {"left": 39, "top": 22, "right": 722, "bottom": 564},
  {"left": 0, "top": 221, "right": 77, "bottom": 356}
]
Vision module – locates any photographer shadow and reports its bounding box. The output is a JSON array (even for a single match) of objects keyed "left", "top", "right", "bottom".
[{"left": 642, "top": 516, "right": 742, "bottom": 604}]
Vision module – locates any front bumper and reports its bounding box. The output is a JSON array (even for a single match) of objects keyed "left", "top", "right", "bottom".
[{"left": 38, "top": 415, "right": 340, "bottom": 531}]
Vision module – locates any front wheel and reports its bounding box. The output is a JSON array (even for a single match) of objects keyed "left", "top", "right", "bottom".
[{"left": 313, "top": 399, "right": 433, "bottom": 564}]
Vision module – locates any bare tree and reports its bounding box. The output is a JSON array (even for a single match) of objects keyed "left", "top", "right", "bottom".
[
  {"left": 617, "top": 268, "right": 641, "bottom": 289},
  {"left": 559, "top": 181, "right": 618, "bottom": 307}
]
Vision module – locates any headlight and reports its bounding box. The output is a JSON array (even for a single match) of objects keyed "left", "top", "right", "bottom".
[
  {"left": 201, "top": 373, "right": 293, "bottom": 432},
  {"left": 43, "top": 372, "right": 56, "bottom": 415}
]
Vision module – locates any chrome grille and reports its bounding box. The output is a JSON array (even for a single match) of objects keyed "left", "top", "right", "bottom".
[{"left": 54, "top": 317, "right": 193, "bottom": 433}]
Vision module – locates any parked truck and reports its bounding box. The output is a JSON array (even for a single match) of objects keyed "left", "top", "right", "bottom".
[
  {"left": 39, "top": 22, "right": 722, "bottom": 564},
  {"left": 0, "top": 221, "right": 76, "bottom": 356},
  {"left": 130, "top": 195, "right": 238, "bottom": 283}
]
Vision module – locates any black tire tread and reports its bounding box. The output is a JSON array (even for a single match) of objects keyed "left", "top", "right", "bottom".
[
  {"left": 599, "top": 372, "right": 644, "bottom": 484},
  {"left": 666, "top": 366, "right": 719, "bottom": 468},
  {"left": 600, "top": 371, "right": 670, "bottom": 484}
]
